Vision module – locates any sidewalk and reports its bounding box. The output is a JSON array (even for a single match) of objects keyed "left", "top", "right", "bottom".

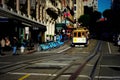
[
  {"left": 0, "top": 40, "right": 71, "bottom": 56},
  {"left": 0, "top": 47, "right": 37, "bottom": 56}
]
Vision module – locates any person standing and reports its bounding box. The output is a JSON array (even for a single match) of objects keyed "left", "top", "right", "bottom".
[
  {"left": 0, "top": 37, "right": 2, "bottom": 55},
  {"left": 54, "top": 34, "right": 56, "bottom": 42},
  {"left": 5, "top": 37, "right": 11, "bottom": 51},
  {"left": 0, "top": 37, "right": 6, "bottom": 55},
  {"left": 1, "top": 38, "right": 5, "bottom": 52},
  {"left": 46, "top": 35, "right": 49, "bottom": 42},
  {"left": 117, "top": 34, "right": 120, "bottom": 51},
  {"left": 12, "top": 37, "right": 18, "bottom": 55},
  {"left": 37, "top": 34, "right": 41, "bottom": 44}
]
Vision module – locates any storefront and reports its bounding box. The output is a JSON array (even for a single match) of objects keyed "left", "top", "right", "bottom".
[
  {"left": 55, "top": 23, "right": 66, "bottom": 34},
  {"left": 0, "top": 18, "right": 46, "bottom": 46},
  {"left": 0, "top": 18, "right": 21, "bottom": 38}
]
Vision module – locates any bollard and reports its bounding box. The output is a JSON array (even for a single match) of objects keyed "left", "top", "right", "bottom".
[
  {"left": 21, "top": 45, "right": 25, "bottom": 53},
  {"left": 37, "top": 45, "right": 40, "bottom": 51}
]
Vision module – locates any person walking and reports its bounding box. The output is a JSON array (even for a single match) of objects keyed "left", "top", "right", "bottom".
[{"left": 12, "top": 37, "right": 18, "bottom": 55}]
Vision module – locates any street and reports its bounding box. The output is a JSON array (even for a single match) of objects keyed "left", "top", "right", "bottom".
[
  {"left": 0, "top": 0, "right": 120, "bottom": 80},
  {"left": 0, "top": 39, "right": 120, "bottom": 80}
]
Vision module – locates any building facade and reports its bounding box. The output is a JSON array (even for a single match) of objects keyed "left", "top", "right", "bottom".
[
  {"left": 83, "top": 0, "right": 98, "bottom": 11},
  {"left": 0, "top": 0, "right": 85, "bottom": 44},
  {"left": 74, "top": 0, "right": 84, "bottom": 28}
]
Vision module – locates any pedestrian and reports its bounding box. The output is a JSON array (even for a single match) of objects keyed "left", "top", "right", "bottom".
[
  {"left": 0, "top": 37, "right": 5, "bottom": 55},
  {"left": 46, "top": 35, "right": 49, "bottom": 42},
  {"left": 0, "top": 37, "right": 2, "bottom": 55},
  {"left": 0, "top": 41, "right": 1, "bottom": 55},
  {"left": 38, "top": 34, "right": 41, "bottom": 44},
  {"left": 54, "top": 34, "right": 56, "bottom": 42},
  {"left": 117, "top": 34, "right": 120, "bottom": 51},
  {"left": 5, "top": 37, "right": 11, "bottom": 51},
  {"left": 1, "top": 37, "right": 5, "bottom": 52},
  {"left": 12, "top": 37, "right": 18, "bottom": 55}
]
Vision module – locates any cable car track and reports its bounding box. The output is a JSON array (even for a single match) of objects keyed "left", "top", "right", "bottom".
[
  {"left": 48, "top": 41, "right": 102, "bottom": 80},
  {"left": 0, "top": 40, "right": 102, "bottom": 80}
]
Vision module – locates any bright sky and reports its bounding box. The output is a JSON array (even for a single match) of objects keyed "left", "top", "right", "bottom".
[{"left": 98, "top": 0, "right": 111, "bottom": 13}]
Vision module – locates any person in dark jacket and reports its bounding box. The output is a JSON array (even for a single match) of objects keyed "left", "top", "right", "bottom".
[{"left": 12, "top": 37, "right": 18, "bottom": 55}]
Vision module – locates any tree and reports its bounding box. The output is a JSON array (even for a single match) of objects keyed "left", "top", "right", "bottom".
[
  {"left": 92, "top": 11, "right": 101, "bottom": 21},
  {"left": 46, "top": 8, "right": 58, "bottom": 20},
  {"left": 102, "top": 9, "right": 114, "bottom": 32},
  {"left": 78, "top": 14, "right": 90, "bottom": 27},
  {"left": 103, "top": 9, "right": 112, "bottom": 20}
]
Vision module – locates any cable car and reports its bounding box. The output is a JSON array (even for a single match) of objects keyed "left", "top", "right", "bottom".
[{"left": 71, "top": 27, "right": 89, "bottom": 47}]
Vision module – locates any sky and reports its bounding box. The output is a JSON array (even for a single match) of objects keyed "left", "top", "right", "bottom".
[{"left": 98, "top": 0, "right": 111, "bottom": 13}]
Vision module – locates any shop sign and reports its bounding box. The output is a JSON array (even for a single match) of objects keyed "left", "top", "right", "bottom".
[
  {"left": 25, "top": 27, "right": 29, "bottom": 34},
  {"left": 33, "top": 27, "right": 39, "bottom": 30}
]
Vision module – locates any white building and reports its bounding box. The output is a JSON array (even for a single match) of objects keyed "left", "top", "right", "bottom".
[{"left": 83, "top": 0, "right": 98, "bottom": 11}]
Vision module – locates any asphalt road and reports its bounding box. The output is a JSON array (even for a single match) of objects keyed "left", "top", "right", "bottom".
[{"left": 0, "top": 39, "right": 120, "bottom": 80}]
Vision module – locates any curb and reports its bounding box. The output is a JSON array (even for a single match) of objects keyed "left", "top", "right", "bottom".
[{"left": 24, "top": 49, "right": 37, "bottom": 54}]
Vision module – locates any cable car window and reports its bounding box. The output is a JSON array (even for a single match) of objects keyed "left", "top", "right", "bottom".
[
  {"left": 78, "top": 32, "right": 81, "bottom": 37},
  {"left": 74, "top": 32, "right": 77, "bottom": 37},
  {"left": 82, "top": 32, "right": 85, "bottom": 36}
]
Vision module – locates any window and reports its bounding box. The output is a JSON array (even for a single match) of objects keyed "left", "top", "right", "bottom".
[
  {"left": 74, "top": 6, "right": 76, "bottom": 11},
  {"left": 74, "top": 32, "right": 77, "bottom": 37},
  {"left": 82, "top": 32, "right": 85, "bottom": 37},
  {"left": 78, "top": 32, "right": 81, "bottom": 37},
  {"left": 74, "top": 0, "right": 76, "bottom": 4}
]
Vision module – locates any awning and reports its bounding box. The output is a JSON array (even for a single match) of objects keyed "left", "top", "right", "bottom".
[
  {"left": 32, "top": 23, "right": 46, "bottom": 31},
  {"left": 0, "top": 18, "right": 9, "bottom": 22},
  {"left": 62, "top": 20, "right": 69, "bottom": 24}
]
